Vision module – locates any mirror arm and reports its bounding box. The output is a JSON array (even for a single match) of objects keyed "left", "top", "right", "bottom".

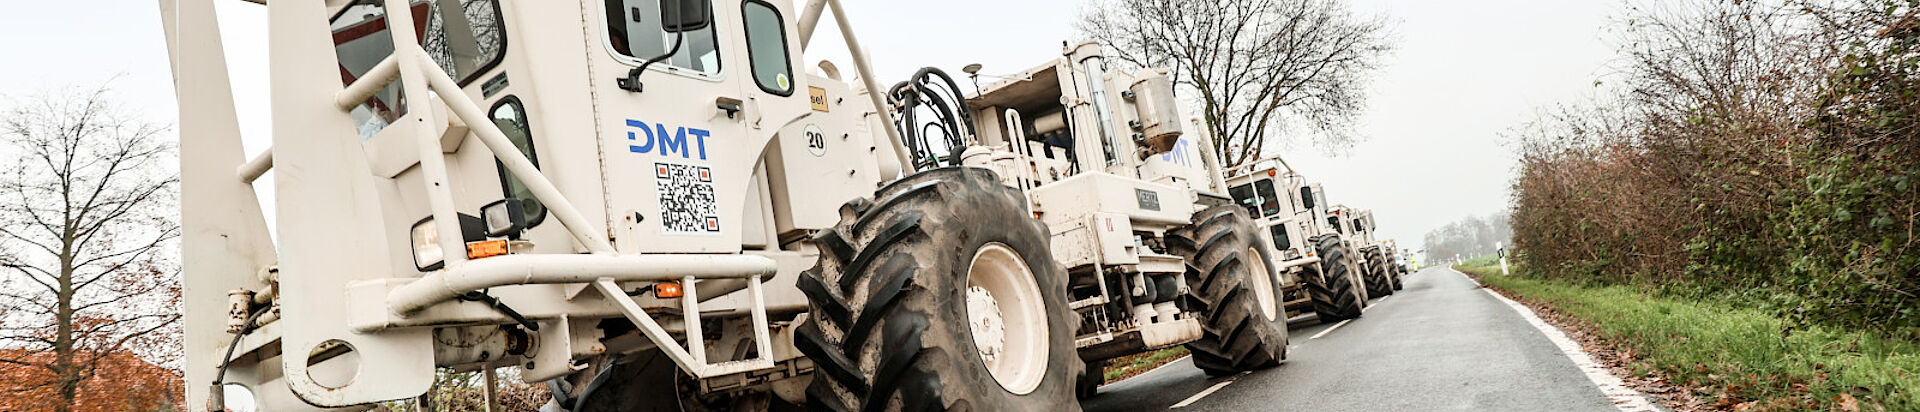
[{"left": 617, "top": 1, "right": 692, "bottom": 93}]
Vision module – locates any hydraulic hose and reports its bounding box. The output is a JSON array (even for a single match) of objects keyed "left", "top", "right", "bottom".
[{"left": 888, "top": 67, "right": 978, "bottom": 171}]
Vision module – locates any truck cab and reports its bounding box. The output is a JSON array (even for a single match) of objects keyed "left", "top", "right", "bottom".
[{"left": 174, "top": 0, "right": 895, "bottom": 408}]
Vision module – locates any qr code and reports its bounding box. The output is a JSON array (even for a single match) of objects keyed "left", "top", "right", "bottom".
[{"left": 654, "top": 162, "right": 720, "bottom": 234}]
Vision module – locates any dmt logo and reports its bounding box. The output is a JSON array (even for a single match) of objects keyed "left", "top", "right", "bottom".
[
  {"left": 627, "top": 119, "right": 711, "bottom": 160},
  {"left": 1159, "top": 137, "right": 1194, "bottom": 167}
]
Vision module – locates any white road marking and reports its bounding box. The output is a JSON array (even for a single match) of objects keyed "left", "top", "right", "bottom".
[
  {"left": 1100, "top": 355, "right": 1191, "bottom": 388},
  {"left": 1454, "top": 269, "right": 1661, "bottom": 412},
  {"left": 1308, "top": 319, "right": 1353, "bottom": 340},
  {"left": 1170, "top": 379, "right": 1236, "bottom": 409},
  {"left": 1369, "top": 295, "right": 1390, "bottom": 309}
]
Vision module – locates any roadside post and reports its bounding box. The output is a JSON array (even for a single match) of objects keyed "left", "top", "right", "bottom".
[{"left": 1497, "top": 242, "right": 1510, "bottom": 275}]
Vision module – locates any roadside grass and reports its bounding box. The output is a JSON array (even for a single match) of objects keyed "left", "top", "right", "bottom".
[
  {"left": 1454, "top": 261, "right": 1920, "bottom": 411},
  {"left": 1458, "top": 254, "right": 1501, "bottom": 268},
  {"left": 1103, "top": 346, "right": 1190, "bottom": 383}
]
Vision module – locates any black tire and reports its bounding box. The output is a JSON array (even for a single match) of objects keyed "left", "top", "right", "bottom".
[
  {"left": 1387, "top": 254, "right": 1405, "bottom": 291},
  {"left": 550, "top": 352, "right": 686, "bottom": 412},
  {"left": 1304, "top": 234, "right": 1364, "bottom": 322},
  {"left": 795, "top": 167, "right": 1081, "bottom": 412},
  {"left": 1077, "top": 360, "right": 1105, "bottom": 400},
  {"left": 1169, "top": 206, "right": 1290, "bottom": 376},
  {"left": 1361, "top": 247, "right": 1393, "bottom": 299}
]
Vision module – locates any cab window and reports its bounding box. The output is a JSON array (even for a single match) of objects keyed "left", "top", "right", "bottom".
[
  {"left": 331, "top": 0, "right": 505, "bottom": 140},
  {"left": 604, "top": 0, "right": 722, "bottom": 75},
  {"left": 1269, "top": 225, "right": 1291, "bottom": 250},
  {"left": 1328, "top": 216, "right": 1342, "bottom": 233},
  {"left": 742, "top": 1, "right": 793, "bottom": 95},
  {"left": 491, "top": 97, "right": 547, "bottom": 227},
  {"left": 1229, "top": 183, "right": 1258, "bottom": 216},
  {"left": 1252, "top": 179, "right": 1281, "bottom": 218}
]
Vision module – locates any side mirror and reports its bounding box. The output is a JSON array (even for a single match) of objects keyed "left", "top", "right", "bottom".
[
  {"left": 657, "top": 0, "right": 712, "bottom": 33},
  {"left": 1299, "top": 186, "right": 1316, "bottom": 209}
]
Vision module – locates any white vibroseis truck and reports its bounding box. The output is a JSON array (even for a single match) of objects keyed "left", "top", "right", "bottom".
[
  {"left": 943, "top": 42, "right": 1294, "bottom": 398},
  {"left": 167, "top": 0, "right": 1287, "bottom": 410},
  {"left": 1223, "top": 160, "right": 1371, "bottom": 324},
  {"left": 1329, "top": 205, "right": 1400, "bottom": 298}
]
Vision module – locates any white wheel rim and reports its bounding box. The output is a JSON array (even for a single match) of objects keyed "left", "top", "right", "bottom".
[
  {"left": 966, "top": 242, "right": 1049, "bottom": 395},
  {"left": 1247, "top": 248, "right": 1279, "bottom": 321}
]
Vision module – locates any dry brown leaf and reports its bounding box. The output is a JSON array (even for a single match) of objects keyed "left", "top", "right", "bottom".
[{"left": 1837, "top": 393, "right": 1860, "bottom": 412}]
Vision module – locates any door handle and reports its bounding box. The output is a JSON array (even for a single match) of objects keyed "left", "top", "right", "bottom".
[{"left": 716, "top": 96, "right": 743, "bottom": 119}]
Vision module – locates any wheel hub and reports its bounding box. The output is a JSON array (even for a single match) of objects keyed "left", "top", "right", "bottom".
[
  {"left": 965, "top": 242, "right": 1049, "bottom": 395},
  {"left": 967, "top": 286, "right": 1007, "bottom": 364}
]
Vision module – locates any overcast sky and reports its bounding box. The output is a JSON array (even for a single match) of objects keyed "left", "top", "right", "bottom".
[{"left": 0, "top": 0, "right": 1621, "bottom": 257}]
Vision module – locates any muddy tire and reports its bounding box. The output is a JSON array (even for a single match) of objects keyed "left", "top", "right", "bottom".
[
  {"left": 1169, "top": 206, "right": 1290, "bottom": 376},
  {"left": 794, "top": 167, "right": 1081, "bottom": 412},
  {"left": 1387, "top": 254, "right": 1405, "bottom": 291},
  {"left": 1361, "top": 248, "right": 1393, "bottom": 299},
  {"left": 550, "top": 352, "right": 682, "bottom": 412},
  {"left": 1304, "top": 235, "right": 1364, "bottom": 322}
]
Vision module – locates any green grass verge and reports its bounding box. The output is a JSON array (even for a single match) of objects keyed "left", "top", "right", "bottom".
[
  {"left": 1103, "top": 347, "right": 1190, "bottom": 382},
  {"left": 1454, "top": 261, "right": 1918, "bottom": 411}
]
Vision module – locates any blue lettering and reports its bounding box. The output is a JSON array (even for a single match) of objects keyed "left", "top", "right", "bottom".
[
  {"left": 688, "top": 128, "right": 710, "bottom": 160},
  {"left": 625, "top": 119, "right": 710, "bottom": 160},
  {"left": 1161, "top": 138, "right": 1193, "bottom": 167},
  {"left": 627, "top": 119, "right": 653, "bottom": 153},
  {"left": 657, "top": 124, "right": 689, "bottom": 159}
]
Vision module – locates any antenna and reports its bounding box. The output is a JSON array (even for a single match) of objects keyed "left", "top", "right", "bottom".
[{"left": 962, "top": 63, "right": 984, "bottom": 95}]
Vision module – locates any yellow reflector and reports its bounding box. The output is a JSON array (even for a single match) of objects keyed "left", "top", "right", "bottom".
[
  {"left": 655, "top": 282, "right": 684, "bottom": 299},
  {"left": 466, "top": 240, "right": 509, "bottom": 260}
]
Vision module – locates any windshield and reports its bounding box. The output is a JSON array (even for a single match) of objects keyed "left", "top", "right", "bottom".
[
  {"left": 603, "top": 0, "right": 722, "bottom": 75},
  {"left": 331, "top": 0, "right": 504, "bottom": 140}
]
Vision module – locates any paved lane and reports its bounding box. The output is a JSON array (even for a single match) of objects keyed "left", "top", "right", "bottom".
[{"left": 1082, "top": 267, "right": 1632, "bottom": 411}]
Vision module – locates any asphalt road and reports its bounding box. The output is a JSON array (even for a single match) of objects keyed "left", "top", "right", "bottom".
[{"left": 1082, "top": 267, "right": 1631, "bottom": 412}]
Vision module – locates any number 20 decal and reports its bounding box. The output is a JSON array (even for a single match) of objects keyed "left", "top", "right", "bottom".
[{"left": 803, "top": 124, "right": 826, "bottom": 157}]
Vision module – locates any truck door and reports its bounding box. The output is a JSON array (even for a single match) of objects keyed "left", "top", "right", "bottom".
[{"left": 585, "top": 0, "right": 807, "bottom": 253}]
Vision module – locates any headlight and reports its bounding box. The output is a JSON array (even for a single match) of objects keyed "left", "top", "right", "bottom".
[
  {"left": 411, "top": 213, "right": 486, "bottom": 271},
  {"left": 411, "top": 217, "right": 445, "bottom": 271}
]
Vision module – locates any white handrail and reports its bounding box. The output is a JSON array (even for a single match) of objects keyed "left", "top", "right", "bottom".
[
  {"left": 384, "top": 0, "right": 470, "bottom": 271},
  {"left": 334, "top": 54, "right": 400, "bottom": 111},
  {"left": 413, "top": 49, "right": 617, "bottom": 255},
  {"left": 237, "top": 149, "right": 272, "bottom": 184},
  {"left": 387, "top": 253, "right": 777, "bottom": 314},
  {"left": 826, "top": 0, "right": 914, "bottom": 175},
  {"left": 593, "top": 277, "right": 776, "bottom": 378}
]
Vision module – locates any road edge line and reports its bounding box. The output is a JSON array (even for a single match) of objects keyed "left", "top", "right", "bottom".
[
  {"left": 1170, "top": 379, "right": 1235, "bottom": 409},
  {"left": 1453, "top": 268, "right": 1661, "bottom": 412},
  {"left": 1308, "top": 318, "right": 1353, "bottom": 340}
]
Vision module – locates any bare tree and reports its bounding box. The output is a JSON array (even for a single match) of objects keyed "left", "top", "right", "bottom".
[
  {"left": 1422, "top": 212, "right": 1512, "bottom": 261},
  {"left": 1079, "top": 0, "right": 1393, "bottom": 166},
  {"left": 0, "top": 85, "right": 182, "bottom": 411}
]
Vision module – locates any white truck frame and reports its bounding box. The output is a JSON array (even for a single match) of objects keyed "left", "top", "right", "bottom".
[
  {"left": 956, "top": 42, "right": 1294, "bottom": 387},
  {"left": 167, "top": 0, "right": 1300, "bottom": 409},
  {"left": 166, "top": 0, "right": 931, "bottom": 409}
]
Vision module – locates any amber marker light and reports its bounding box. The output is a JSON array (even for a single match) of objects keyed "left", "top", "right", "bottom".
[
  {"left": 466, "top": 240, "right": 510, "bottom": 260},
  {"left": 655, "top": 282, "right": 684, "bottom": 299}
]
